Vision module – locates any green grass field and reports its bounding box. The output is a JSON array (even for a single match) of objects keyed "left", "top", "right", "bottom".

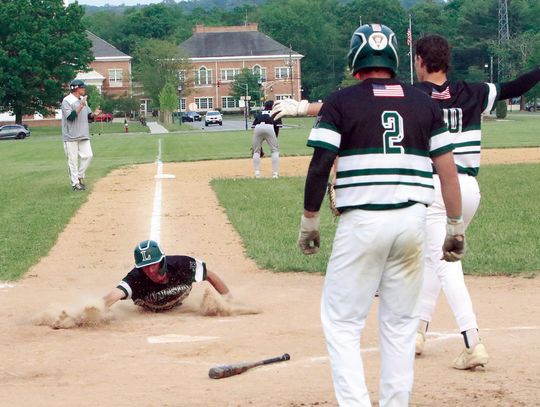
[{"left": 0, "top": 113, "right": 538, "bottom": 280}]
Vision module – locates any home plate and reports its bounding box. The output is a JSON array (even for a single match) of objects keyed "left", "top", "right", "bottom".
[
  {"left": 155, "top": 174, "right": 176, "bottom": 179},
  {"left": 147, "top": 334, "right": 218, "bottom": 344}
]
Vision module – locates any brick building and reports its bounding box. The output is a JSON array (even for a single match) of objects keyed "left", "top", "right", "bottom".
[
  {"left": 76, "top": 31, "right": 132, "bottom": 97},
  {"left": 179, "top": 24, "right": 303, "bottom": 113}
]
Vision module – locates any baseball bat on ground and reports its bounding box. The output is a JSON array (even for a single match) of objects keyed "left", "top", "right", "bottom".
[{"left": 208, "top": 353, "right": 290, "bottom": 379}]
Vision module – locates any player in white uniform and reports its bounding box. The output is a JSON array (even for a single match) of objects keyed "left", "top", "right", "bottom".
[
  {"left": 251, "top": 100, "right": 283, "bottom": 178},
  {"left": 413, "top": 34, "right": 540, "bottom": 369},
  {"left": 273, "top": 35, "right": 540, "bottom": 371},
  {"left": 297, "top": 24, "right": 464, "bottom": 407}
]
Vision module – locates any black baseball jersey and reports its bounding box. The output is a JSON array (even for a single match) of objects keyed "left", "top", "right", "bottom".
[
  {"left": 252, "top": 109, "right": 283, "bottom": 135},
  {"left": 414, "top": 81, "right": 499, "bottom": 176},
  {"left": 307, "top": 78, "right": 453, "bottom": 211},
  {"left": 117, "top": 255, "right": 207, "bottom": 312}
]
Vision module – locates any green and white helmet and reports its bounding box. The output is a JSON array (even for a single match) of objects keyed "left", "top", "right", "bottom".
[
  {"left": 347, "top": 24, "right": 399, "bottom": 77},
  {"left": 134, "top": 240, "right": 166, "bottom": 269},
  {"left": 69, "top": 79, "right": 87, "bottom": 91}
]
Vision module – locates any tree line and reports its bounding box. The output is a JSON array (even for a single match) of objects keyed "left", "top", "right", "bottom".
[
  {"left": 83, "top": 0, "right": 540, "bottom": 102},
  {"left": 0, "top": 0, "right": 538, "bottom": 124}
]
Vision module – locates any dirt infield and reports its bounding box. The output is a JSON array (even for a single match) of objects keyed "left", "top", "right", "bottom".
[{"left": 0, "top": 148, "right": 539, "bottom": 406}]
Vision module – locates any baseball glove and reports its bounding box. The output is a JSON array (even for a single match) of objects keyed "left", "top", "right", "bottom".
[{"left": 327, "top": 182, "right": 340, "bottom": 216}]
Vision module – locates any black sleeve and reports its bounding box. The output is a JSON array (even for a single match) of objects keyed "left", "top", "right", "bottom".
[
  {"left": 498, "top": 67, "right": 540, "bottom": 100},
  {"left": 304, "top": 148, "right": 337, "bottom": 212},
  {"left": 252, "top": 115, "right": 260, "bottom": 126}
]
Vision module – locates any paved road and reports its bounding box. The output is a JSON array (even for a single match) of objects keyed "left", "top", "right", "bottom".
[{"left": 184, "top": 117, "right": 253, "bottom": 132}]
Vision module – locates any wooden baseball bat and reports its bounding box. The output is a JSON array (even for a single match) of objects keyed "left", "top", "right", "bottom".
[{"left": 208, "top": 353, "right": 290, "bottom": 379}]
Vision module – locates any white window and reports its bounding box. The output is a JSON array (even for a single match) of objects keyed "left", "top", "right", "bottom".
[
  {"left": 276, "top": 94, "right": 292, "bottom": 100},
  {"left": 220, "top": 69, "right": 240, "bottom": 82},
  {"left": 178, "top": 70, "right": 186, "bottom": 82},
  {"left": 180, "top": 98, "right": 186, "bottom": 111},
  {"left": 275, "top": 67, "right": 290, "bottom": 80},
  {"left": 194, "top": 67, "right": 213, "bottom": 86},
  {"left": 252, "top": 65, "right": 267, "bottom": 82},
  {"left": 195, "top": 97, "right": 213, "bottom": 110},
  {"left": 108, "top": 69, "right": 123, "bottom": 87},
  {"left": 221, "top": 97, "right": 239, "bottom": 109}
]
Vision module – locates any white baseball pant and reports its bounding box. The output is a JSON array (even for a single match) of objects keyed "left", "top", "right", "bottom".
[
  {"left": 419, "top": 173, "right": 481, "bottom": 331},
  {"left": 252, "top": 124, "right": 279, "bottom": 174},
  {"left": 321, "top": 203, "right": 426, "bottom": 407},
  {"left": 64, "top": 139, "right": 93, "bottom": 186}
]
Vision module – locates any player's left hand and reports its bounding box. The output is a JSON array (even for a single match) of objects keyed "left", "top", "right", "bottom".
[
  {"left": 298, "top": 213, "right": 320, "bottom": 255},
  {"left": 442, "top": 217, "right": 466, "bottom": 262}
]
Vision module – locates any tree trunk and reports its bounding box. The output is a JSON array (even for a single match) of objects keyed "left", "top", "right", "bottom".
[{"left": 14, "top": 106, "right": 22, "bottom": 125}]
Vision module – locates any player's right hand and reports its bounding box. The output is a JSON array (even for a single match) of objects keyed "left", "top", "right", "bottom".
[
  {"left": 271, "top": 99, "right": 309, "bottom": 120},
  {"left": 298, "top": 213, "right": 320, "bottom": 255},
  {"left": 441, "top": 217, "right": 465, "bottom": 262}
]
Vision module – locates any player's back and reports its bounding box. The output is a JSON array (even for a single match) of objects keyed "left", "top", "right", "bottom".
[
  {"left": 415, "top": 80, "right": 498, "bottom": 176},
  {"left": 308, "top": 78, "right": 451, "bottom": 211}
]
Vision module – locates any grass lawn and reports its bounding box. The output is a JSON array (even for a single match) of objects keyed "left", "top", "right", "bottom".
[
  {"left": 0, "top": 113, "right": 538, "bottom": 280},
  {"left": 212, "top": 162, "right": 540, "bottom": 276}
]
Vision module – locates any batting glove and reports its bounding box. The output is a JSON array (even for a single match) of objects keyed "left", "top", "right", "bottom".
[
  {"left": 271, "top": 99, "right": 309, "bottom": 120},
  {"left": 442, "top": 217, "right": 466, "bottom": 262},
  {"left": 298, "top": 213, "right": 320, "bottom": 255}
]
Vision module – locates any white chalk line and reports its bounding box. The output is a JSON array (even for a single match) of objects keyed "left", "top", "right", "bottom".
[
  {"left": 149, "top": 140, "right": 163, "bottom": 243},
  {"left": 147, "top": 334, "right": 219, "bottom": 344},
  {"left": 0, "top": 283, "right": 14, "bottom": 290}
]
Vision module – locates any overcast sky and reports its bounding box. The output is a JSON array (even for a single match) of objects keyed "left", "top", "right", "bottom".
[{"left": 67, "top": 0, "right": 169, "bottom": 6}]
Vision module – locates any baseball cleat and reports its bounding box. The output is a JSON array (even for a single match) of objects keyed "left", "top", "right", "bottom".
[
  {"left": 272, "top": 172, "right": 279, "bottom": 179},
  {"left": 72, "top": 183, "right": 84, "bottom": 191},
  {"left": 415, "top": 332, "right": 425, "bottom": 356},
  {"left": 255, "top": 171, "right": 261, "bottom": 178},
  {"left": 78, "top": 178, "right": 86, "bottom": 190},
  {"left": 453, "top": 343, "right": 489, "bottom": 370}
]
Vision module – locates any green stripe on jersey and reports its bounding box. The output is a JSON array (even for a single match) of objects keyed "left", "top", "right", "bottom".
[
  {"left": 339, "top": 147, "right": 429, "bottom": 157},
  {"left": 430, "top": 144, "right": 454, "bottom": 157},
  {"left": 454, "top": 141, "right": 481, "bottom": 148},
  {"left": 462, "top": 124, "right": 481, "bottom": 132},
  {"left": 456, "top": 165, "right": 479, "bottom": 176},
  {"left": 307, "top": 140, "right": 339, "bottom": 153},
  {"left": 337, "top": 167, "right": 432, "bottom": 179},
  {"left": 316, "top": 121, "right": 339, "bottom": 133},
  {"left": 335, "top": 181, "right": 434, "bottom": 190},
  {"left": 454, "top": 150, "right": 480, "bottom": 155},
  {"left": 339, "top": 201, "right": 419, "bottom": 211},
  {"left": 431, "top": 125, "right": 449, "bottom": 137}
]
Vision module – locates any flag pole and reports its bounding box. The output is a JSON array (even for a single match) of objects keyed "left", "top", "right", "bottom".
[{"left": 408, "top": 14, "right": 413, "bottom": 84}]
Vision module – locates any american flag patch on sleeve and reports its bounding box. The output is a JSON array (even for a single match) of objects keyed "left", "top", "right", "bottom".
[
  {"left": 372, "top": 83, "right": 404, "bottom": 97},
  {"left": 431, "top": 86, "right": 451, "bottom": 100}
]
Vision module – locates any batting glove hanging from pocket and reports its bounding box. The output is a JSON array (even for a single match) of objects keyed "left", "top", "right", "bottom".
[
  {"left": 442, "top": 217, "right": 466, "bottom": 262},
  {"left": 327, "top": 182, "right": 340, "bottom": 217},
  {"left": 298, "top": 214, "right": 321, "bottom": 255}
]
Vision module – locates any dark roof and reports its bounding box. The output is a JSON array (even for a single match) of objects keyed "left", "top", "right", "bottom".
[
  {"left": 86, "top": 31, "right": 130, "bottom": 59},
  {"left": 180, "top": 31, "right": 301, "bottom": 58}
]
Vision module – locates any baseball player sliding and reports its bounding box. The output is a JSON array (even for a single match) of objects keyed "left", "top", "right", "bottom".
[
  {"left": 103, "top": 240, "right": 231, "bottom": 312},
  {"left": 297, "top": 24, "right": 464, "bottom": 406},
  {"left": 273, "top": 36, "right": 540, "bottom": 371}
]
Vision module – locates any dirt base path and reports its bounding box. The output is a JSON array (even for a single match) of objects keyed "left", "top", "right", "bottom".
[{"left": 0, "top": 148, "right": 539, "bottom": 406}]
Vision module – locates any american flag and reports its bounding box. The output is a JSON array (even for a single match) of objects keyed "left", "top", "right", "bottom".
[
  {"left": 431, "top": 86, "right": 451, "bottom": 100},
  {"left": 407, "top": 27, "right": 412, "bottom": 46},
  {"left": 372, "top": 83, "right": 404, "bottom": 97}
]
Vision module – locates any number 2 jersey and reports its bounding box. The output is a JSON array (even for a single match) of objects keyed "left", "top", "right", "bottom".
[
  {"left": 308, "top": 78, "right": 453, "bottom": 211},
  {"left": 116, "top": 255, "right": 207, "bottom": 312},
  {"left": 414, "top": 80, "right": 499, "bottom": 176}
]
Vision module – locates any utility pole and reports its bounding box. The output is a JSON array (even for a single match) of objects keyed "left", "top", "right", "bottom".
[{"left": 498, "top": 0, "right": 510, "bottom": 81}]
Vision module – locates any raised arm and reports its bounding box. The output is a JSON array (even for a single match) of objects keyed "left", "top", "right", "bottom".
[
  {"left": 271, "top": 99, "right": 324, "bottom": 119},
  {"left": 498, "top": 66, "right": 540, "bottom": 100},
  {"left": 206, "top": 269, "right": 231, "bottom": 297}
]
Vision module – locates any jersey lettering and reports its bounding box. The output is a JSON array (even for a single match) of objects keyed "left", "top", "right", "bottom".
[
  {"left": 381, "top": 111, "right": 404, "bottom": 154},
  {"left": 442, "top": 108, "right": 463, "bottom": 133}
]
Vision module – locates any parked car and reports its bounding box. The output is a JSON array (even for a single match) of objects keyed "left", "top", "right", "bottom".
[
  {"left": 0, "top": 124, "right": 31, "bottom": 140},
  {"left": 94, "top": 112, "right": 113, "bottom": 122},
  {"left": 205, "top": 111, "right": 223, "bottom": 126},
  {"left": 525, "top": 101, "right": 540, "bottom": 112},
  {"left": 181, "top": 111, "right": 202, "bottom": 122}
]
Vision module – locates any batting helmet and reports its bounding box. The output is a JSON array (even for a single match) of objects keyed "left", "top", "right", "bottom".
[
  {"left": 134, "top": 240, "right": 167, "bottom": 275},
  {"left": 347, "top": 24, "right": 399, "bottom": 77},
  {"left": 69, "top": 79, "right": 87, "bottom": 91}
]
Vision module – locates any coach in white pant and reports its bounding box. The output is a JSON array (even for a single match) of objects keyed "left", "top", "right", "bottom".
[{"left": 61, "top": 79, "right": 100, "bottom": 191}]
